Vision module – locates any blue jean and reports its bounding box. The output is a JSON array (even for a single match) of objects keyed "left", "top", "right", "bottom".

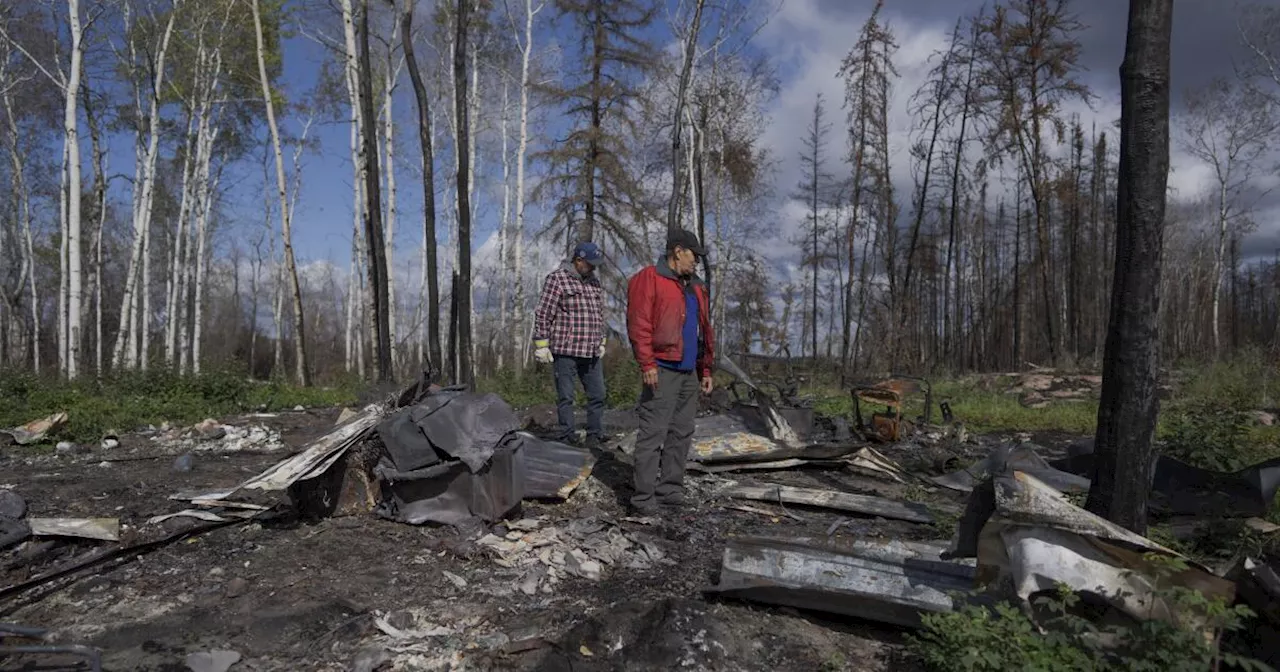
[{"left": 553, "top": 355, "right": 605, "bottom": 442}]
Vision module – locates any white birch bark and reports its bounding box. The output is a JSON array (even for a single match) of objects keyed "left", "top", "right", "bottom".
[
  {"left": 64, "top": 0, "right": 85, "bottom": 378},
  {"left": 166, "top": 109, "right": 198, "bottom": 366},
  {"left": 272, "top": 257, "right": 284, "bottom": 376},
  {"left": 497, "top": 75, "right": 511, "bottom": 369},
  {"left": 252, "top": 0, "right": 309, "bottom": 385},
  {"left": 511, "top": 0, "right": 542, "bottom": 368},
  {"left": 1, "top": 87, "right": 38, "bottom": 373},
  {"left": 114, "top": 3, "right": 179, "bottom": 370},
  {"left": 382, "top": 49, "right": 402, "bottom": 373},
  {"left": 58, "top": 136, "right": 68, "bottom": 374}
]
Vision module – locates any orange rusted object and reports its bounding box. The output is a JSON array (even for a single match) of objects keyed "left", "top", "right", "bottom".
[{"left": 851, "top": 376, "right": 932, "bottom": 443}]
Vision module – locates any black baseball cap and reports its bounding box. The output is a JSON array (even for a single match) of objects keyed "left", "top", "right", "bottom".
[{"left": 666, "top": 229, "right": 707, "bottom": 257}]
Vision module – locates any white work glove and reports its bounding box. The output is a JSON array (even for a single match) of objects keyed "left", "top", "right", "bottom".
[
  {"left": 597, "top": 337, "right": 606, "bottom": 359},
  {"left": 534, "top": 339, "right": 553, "bottom": 364}
]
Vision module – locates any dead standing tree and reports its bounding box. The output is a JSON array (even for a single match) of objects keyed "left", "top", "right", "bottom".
[
  {"left": 1084, "top": 0, "right": 1173, "bottom": 535},
  {"left": 357, "top": 0, "right": 392, "bottom": 383},
  {"left": 454, "top": 0, "right": 474, "bottom": 388},
  {"left": 837, "top": 0, "right": 896, "bottom": 372},
  {"left": 394, "top": 0, "right": 443, "bottom": 375},
  {"left": 533, "top": 0, "right": 656, "bottom": 251},
  {"left": 973, "top": 0, "right": 1092, "bottom": 367}
]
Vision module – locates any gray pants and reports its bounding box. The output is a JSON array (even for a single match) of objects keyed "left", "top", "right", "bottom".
[{"left": 632, "top": 367, "right": 699, "bottom": 507}]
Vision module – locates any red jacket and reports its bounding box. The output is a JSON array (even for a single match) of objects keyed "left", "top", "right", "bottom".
[{"left": 626, "top": 260, "right": 715, "bottom": 378}]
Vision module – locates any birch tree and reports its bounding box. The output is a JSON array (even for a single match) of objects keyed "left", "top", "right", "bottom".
[
  {"left": 0, "top": 26, "right": 41, "bottom": 373},
  {"left": 503, "top": 0, "right": 543, "bottom": 372},
  {"left": 1179, "top": 77, "right": 1277, "bottom": 354},
  {"left": 112, "top": 1, "right": 179, "bottom": 371},
  {"left": 665, "top": 0, "right": 705, "bottom": 234},
  {"left": 252, "top": 0, "right": 311, "bottom": 385},
  {"left": 4, "top": 0, "right": 93, "bottom": 376}
]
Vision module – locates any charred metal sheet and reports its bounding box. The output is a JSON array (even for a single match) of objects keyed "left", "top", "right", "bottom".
[
  {"left": 688, "top": 458, "right": 845, "bottom": 474},
  {"left": 27, "top": 518, "right": 119, "bottom": 542},
  {"left": 708, "top": 536, "right": 977, "bottom": 628},
  {"left": 723, "top": 484, "right": 942, "bottom": 524},
  {"left": 515, "top": 432, "right": 597, "bottom": 500},
  {"left": 954, "top": 471, "right": 1235, "bottom": 626},
  {"left": 847, "top": 447, "right": 907, "bottom": 483},
  {"left": 1050, "top": 451, "right": 1280, "bottom": 517},
  {"left": 0, "top": 623, "right": 101, "bottom": 672},
  {"left": 1, "top": 412, "right": 68, "bottom": 446},
  {"left": 288, "top": 438, "right": 384, "bottom": 518},
  {"left": 182, "top": 404, "right": 384, "bottom": 505},
  {"left": 377, "top": 407, "right": 440, "bottom": 473},
  {"left": 690, "top": 414, "right": 861, "bottom": 466},
  {"left": 375, "top": 438, "right": 524, "bottom": 527},
  {"left": 933, "top": 443, "right": 1089, "bottom": 494},
  {"left": 1229, "top": 557, "right": 1280, "bottom": 626},
  {"left": 409, "top": 391, "right": 520, "bottom": 473}
]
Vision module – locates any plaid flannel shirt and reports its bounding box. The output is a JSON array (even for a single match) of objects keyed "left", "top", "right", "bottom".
[{"left": 533, "top": 264, "right": 606, "bottom": 358}]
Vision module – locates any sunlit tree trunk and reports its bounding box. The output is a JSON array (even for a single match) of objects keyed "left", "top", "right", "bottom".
[{"left": 253, "top": 0, "right": 311, "bottom": 385}]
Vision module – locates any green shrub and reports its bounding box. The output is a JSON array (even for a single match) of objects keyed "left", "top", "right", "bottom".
[
  {"left": 0, "top": 367, "right": 361, "bottom": 444},
  {"left": 908, "top": 558, "right": 1273, "bottom": 672},
  {"left": 1160, "top": 401, "right": 1254, "bottom": 472}
]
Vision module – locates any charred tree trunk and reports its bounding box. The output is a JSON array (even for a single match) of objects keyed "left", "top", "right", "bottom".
[
  {"left": 359, "top": 0, "right": 393, "bottom": 383},
  {"left": 399, "top": 0, "right": 441, "bottom": 373},
  {"left": 453, "top": 0, "right": 474, "bottom": 388},
  {"left": 1084, "top": 0, "right": 1173, "bottom": 535}
]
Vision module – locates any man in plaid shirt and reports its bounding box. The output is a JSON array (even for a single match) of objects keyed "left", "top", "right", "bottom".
[{"left": 533, "top": 242, "right": 608, "bottom": 448}]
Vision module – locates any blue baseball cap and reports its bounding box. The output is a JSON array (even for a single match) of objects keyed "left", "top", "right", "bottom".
[{"left": 573, "top": 241, "right": 604, "bottom": 266}]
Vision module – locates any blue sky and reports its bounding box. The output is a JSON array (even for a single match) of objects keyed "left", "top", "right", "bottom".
[{"left": 179, "top": 0, "right": 1279, "bottom": 277}]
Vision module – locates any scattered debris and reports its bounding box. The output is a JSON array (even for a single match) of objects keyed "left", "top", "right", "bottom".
[
  {"left": 2, "top": 412, "right": 68, "bottom": 445},
  {"left": 173, "top": 454, "right": 194, "bottom": 472},
  {"left": 0, "top": 490, "right": 27, "bottom": 519},
  {"left": 185, "top": 649, "right": 241, "bottom": 672},
  {"left": 474, "top": 516, "right": 670, "bottom": 595},
  {"left": 846, "top": 446, "right": 909, "bottom": 483},
  {"left": 933, "top": 442, "right": 1089, "bottom": 494},
  {"left": 851, "top": 376, "right": 933, "bottom": 442},
  {"left": 724, "top": 503, "right": 803, "bottom": 522},
  {"left": 0, "top": 622, "right": 102, "bottom": 672},
  {"left": 723, "top": 484, "right": 944, "bottom": 524},
  {"left": 335, "top": 407, "right": 358, "bottom": 425},
  {"left": 27, "top": 517, "right": 120, "bottom": 542},
  {"left": 708, "top": 536, "right": 977, "bottom": 627},
  {"left": 950, "top": 471, "right": 1236, "bottom": 626},
  {"left": 180, "top": 405, "right": 384, "bottom": 507}
]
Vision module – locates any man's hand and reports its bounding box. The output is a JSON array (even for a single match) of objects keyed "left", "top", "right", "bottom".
[
  {"left": 700, "top": 376, "right": 714, "bottom": 395},
  {"left": 642, "top": 368, "right": 659, "bottom": 388},
  {"left": 533, "top": 339, "right": 553, "bottom": 364},
  {"left": 597, "top": 337, "right": 606, "bottom": 359}
]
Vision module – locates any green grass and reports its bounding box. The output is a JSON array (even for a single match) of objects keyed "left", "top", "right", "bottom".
[
  {"left": 0, "top": 368, "right": 361, "bottom": 444},
  {"left": 806, "top": 378, "right": 1100, "bottom": 434}
]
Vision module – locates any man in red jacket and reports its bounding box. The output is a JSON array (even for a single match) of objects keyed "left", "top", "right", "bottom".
[{"left": 625, "top": 228, "right": 715, "bottom": 514}]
